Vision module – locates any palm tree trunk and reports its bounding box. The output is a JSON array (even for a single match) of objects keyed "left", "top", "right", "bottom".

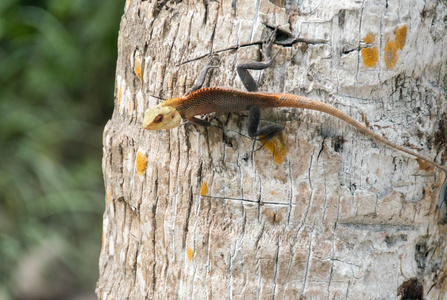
[{"left": 97, "top": 0, "right": 447, "bottom": 298}]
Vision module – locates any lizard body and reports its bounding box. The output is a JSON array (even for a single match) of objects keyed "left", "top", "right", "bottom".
[
  {"left": 143, "top": 30, "right": 446, "bottom": 173},
  {"left": 143, "top": 86, "right": 447, "bottom": 172}
]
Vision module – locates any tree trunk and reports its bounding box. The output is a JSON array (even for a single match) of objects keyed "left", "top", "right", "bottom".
[{"left": 97, "top": 0, "right": 447, "bottom": 299}]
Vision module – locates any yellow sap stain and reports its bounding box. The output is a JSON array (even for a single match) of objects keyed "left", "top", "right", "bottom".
[
  {"left": 106, "top": 188, "right": 110, "bottom": 205},
  {"left": 187, "top": 247, "right": 193, "bottom": 262},
  {"left": 117, "top": 85, "right": 122, "bottom": 105},
  {"left": 259, "top": 133, "right": 287, "bottom": 165},
  {"left": 384, "top": 25, "right": 407, "bottom": 69},
  {"left": 395, "top": 25, "right": 407, "bottom": 50},
  {"left": 364, "top": 33, "right": 375, "bottom": 43},
  {"left": 270, "top": 191, "right": 275, "bottom": 195},
  {"left": 134, "top": 52, "right": 143, "bottom": 83},
  {"left": 200, "top": 181, "right": 209, "bottom": 196},
  {"left": 361, "top": 33, "right": 378, "bottom": 67},
  {"left": 101, "top": 228, "right": 105, "bottom": 252},
  {"left": 128, "top": 97, "right": 133, "bottom": 114},
  {"left": 136, "top": 150, "right": 147, "bottom": 176},
  {"left": 361, "top": 47, "right": 378, "bottom": 67},
  {"left": 384, "top": 41, "right": 398, "bottom": 69}
]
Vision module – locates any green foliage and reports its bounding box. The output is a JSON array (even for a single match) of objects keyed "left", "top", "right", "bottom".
[{"left": 0, "top": 0, "right": 122, "bottom": 298}]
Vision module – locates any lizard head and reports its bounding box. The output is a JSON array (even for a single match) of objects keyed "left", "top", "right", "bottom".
[{"left": 143, "top": 103, "right": 182, "bottom": 130}]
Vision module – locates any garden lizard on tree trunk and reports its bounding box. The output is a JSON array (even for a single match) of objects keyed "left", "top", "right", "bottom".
[{"left": 142, "top": 31, "right": 446, "bottom": 173}]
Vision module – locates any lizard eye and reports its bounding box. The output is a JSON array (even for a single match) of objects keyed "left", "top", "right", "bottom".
[{"left": 153, "top": 114, "right": 163, "bottom": 123}]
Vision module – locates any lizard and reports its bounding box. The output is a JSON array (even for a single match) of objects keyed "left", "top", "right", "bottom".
[{"left": 142, "top": 30, "right": 447, "bottom": 173}]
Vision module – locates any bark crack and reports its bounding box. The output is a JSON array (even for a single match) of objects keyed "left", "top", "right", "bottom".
[
  {"left": 271, "top": 235, "right": 280, "bottom": 299},
  {"left": 326, "top": 192, "right": 341, "bottom": 299},
  {"left": 300, "top": 219, "right": 316, "bottom": 298}
]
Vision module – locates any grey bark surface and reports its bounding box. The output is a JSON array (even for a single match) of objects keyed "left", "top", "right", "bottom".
[{"left": 97, "top": 0, "right": 447, "bottom": 299}]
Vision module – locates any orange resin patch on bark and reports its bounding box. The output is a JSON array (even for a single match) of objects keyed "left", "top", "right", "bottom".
[
  {"left": 260, "top": 133, "right": 287, "bottom": 165},
  {"left": 361, "top": 47, "right": 379, "bottom": 67},
  {"left": 395, "top": 25, "right": 407, "bottom": 49},
  {"left": 101, "top": 228, "right": 105, "bottom": 252},
  {"left": 128, "top": 97, "right": 133, "bottom": 115},
  {"left": 384, "top": 25, "right": 407, "bottom": 69},
  {"left": 361, "top": 34, "right": 378, "bottom": 67},
  {"left": 364, "top": 33, "right": 375, "bottom": 43},
  {"left": 200, "top": 181, "right": 209, "bottom": 196},
  {"left": 384, "top": 41, "right": 398, "bottom": 69},
  {"left": 360, "top": 33, "right": 379, "bottom": 68},
  {"left": 136, "top": 150, "right": 147, "bottom": 176},
  {"left": 134, "top": 51, "right": 143, "bottom": 83},
  {"left": 117, "top": 85, "right": 122, "bottom": 105},
  {"left": 187, "top": 247, "right": 193, "bottom": 262}
]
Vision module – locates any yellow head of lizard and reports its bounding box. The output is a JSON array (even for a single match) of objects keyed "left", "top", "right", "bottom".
[{"left": 143, "top": 102, "right": 182, "bottom": 130}]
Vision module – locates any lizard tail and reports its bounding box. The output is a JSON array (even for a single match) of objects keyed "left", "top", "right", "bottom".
[{"left": 277, "top": 94, "right": 447, "bottom": 173}]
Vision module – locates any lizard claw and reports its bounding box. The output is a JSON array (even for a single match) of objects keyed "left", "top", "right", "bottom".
[
  {"left": 260, "top": 28, "right": 277, "bottom": 61},
  {"left": 204, "top": 54, "right": 220, "bottom": 70},
  {"left": 253, "top": 142, "right": 268, "bottom": 152}
]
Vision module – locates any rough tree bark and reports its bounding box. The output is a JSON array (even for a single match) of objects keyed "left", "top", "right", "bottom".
[{"left": 97, "top": 0, "right": 447, "bottom": 299}]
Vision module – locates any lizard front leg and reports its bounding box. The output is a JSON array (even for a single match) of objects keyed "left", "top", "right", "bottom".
[
  {"left": 186, "top": 61, "right": 218, "bottom": 96},
  {"left": 184, "top": 59, "right": 218, "bottom": 126}
]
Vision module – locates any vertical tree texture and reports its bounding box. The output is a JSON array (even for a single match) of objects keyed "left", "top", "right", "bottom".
[{"left": 98, "top": 0, "right": 447, "bottom": 298}]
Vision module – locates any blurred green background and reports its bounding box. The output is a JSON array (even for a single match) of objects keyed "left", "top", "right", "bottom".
[{"left": 0, "top": 0, "right": 122, "bottom": 299}]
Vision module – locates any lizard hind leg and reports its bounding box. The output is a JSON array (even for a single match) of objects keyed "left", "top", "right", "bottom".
[
  {"left": 237, "top": 29, "right": 277, "bottom": 92},
  {"left": 247, "top": 106, "right": 284, "bottom": 150}
]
